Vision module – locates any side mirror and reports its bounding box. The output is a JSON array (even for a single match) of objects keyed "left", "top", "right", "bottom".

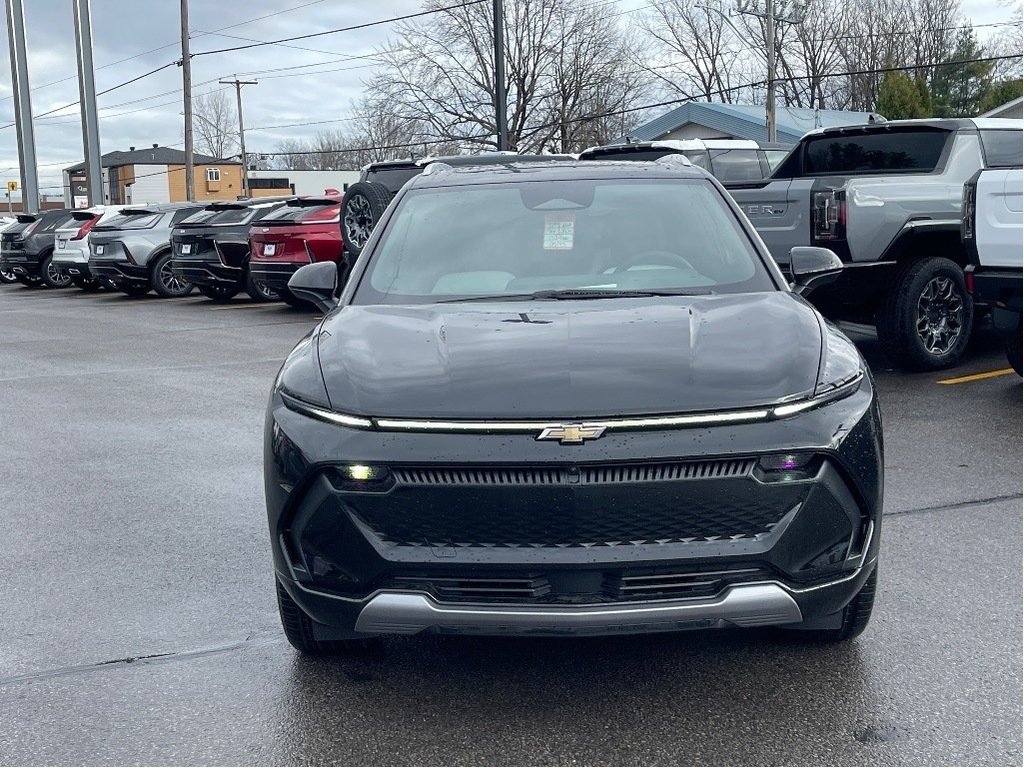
[
  {"left": 288, "top": 261, "right": 338, "bottom": 314},
  {"left": 789, "top": 246, "right": 843, "bottom": 295}
]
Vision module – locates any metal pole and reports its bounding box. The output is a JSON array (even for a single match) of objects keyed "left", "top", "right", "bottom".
[
  {"left": 6, "top": 0, "right": 39, "bottom": 214},
  {"left": 765, "top": 0, "right": 777, "bottom": 143},
  {"left": 73, "top": 0, "right": 102, "bottom": 207},
  {"left": 180, "top": 0, "right": 194, "bottom": 201},
  {"left": 220, "top": 78, "right": 257, "bottom": 198},
  {"left": 493, "top": 0, "right": 508, "bottom": 151}
]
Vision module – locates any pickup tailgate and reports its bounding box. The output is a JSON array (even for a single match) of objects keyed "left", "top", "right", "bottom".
[{"left": 726, "top": 179, "right": 815, "bottom": 266}]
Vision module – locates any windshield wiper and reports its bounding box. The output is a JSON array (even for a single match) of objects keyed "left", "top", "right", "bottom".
[{"left": 437, "top": 288, "right": 713, "bottom": 303}]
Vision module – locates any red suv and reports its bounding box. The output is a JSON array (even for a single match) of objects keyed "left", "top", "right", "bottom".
[{"left": 248, "top": 195, "right": 343, "bottom": 307}]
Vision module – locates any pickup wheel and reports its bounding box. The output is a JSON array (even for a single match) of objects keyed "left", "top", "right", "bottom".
[
  {"left": 341, "top": 181, "right": 390, "bottom": 258},
  {"left": 1007, "top": 334, "right": 1022, "bottom": 376},
  {"left": 876, "top": 257, "right": 973, "bottom": 371}
]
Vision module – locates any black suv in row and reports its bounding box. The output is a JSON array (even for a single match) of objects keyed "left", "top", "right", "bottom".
[{"left": 0, "top": 209, "right": 75, "bottom": 288}]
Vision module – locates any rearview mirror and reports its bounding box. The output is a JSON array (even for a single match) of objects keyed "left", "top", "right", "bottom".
[
  {"left": 288, "top": 261, "right": 338, "bottom": 314},
  {"left": 789, "top": 246, "right": 843, "bottom": 295}
]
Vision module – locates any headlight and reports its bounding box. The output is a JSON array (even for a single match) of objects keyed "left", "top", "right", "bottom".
[
  {"left": 280, "top": 391, "right": 372, "bottom": 429},
  {"left": 773, "top": 326, "right": 864, "bottom": 418}
]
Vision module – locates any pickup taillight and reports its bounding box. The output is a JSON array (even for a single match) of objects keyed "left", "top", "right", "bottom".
[
  {"left": 961, "top": 181, "right": 976, "bottom": 240},
  {"left": 812, "top": 190, "right": 846, "bottom": 242}
]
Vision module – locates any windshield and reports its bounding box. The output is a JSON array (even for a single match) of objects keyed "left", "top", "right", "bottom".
[{"left": 353, "top": 178, "right": 774, "bottom": 304}]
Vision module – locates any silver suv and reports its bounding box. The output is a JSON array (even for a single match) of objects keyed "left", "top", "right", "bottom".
[
  {"left": 52, "top": 206, "right": 123, "bottom": 291},
  {"left": 89, "top": 203, "right": 206, "bottom": 297}
]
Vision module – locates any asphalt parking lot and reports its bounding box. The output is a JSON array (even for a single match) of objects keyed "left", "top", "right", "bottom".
[{"left": 0, "top": 285, "right": 1020, "bottom": 766}]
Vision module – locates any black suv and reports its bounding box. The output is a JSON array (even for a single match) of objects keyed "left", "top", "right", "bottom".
[
  {"left": 170, "top": 198, "right": 291, "bottom": 302},
  {"left": 268, "top": 158, "right": 882, "bottom": 655},
  {"left": 0, "top": 209, "right": 75, "bottom": 288},
  {"left": 340, "top": 153, "right": 573, "bottom": 257}
]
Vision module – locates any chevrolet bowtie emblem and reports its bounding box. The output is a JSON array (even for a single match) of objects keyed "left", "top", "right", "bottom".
[{"left": 536, "top": 424, "right": 607, "bottom": 444}]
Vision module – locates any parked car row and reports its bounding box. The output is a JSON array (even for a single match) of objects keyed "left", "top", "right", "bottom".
[
  {"left": 0, "top": 194, "right": 346, "bottom": 308},
  {"left": 2, "top": 118, "right": 1020, "bottom": 373}
]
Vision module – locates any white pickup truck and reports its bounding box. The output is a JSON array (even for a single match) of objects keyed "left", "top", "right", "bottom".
[{"left": 963, "top": 166, "right": 1023, "bottom": 374}]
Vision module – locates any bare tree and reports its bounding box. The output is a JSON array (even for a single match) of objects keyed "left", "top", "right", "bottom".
[
  {"left": 192, "top": 89, "right": 238, "bottom": 159},
  {"left": 364, "top": 0, "right": 650, "bottom": 152},
  {"left": 641, "top": 0, "right": 745, "bottom": 103}
]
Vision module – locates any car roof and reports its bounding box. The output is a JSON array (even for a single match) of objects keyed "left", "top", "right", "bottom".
[
  {"left": 580, "top": 138, "right": 761, "bottom": 157},
  {"left": 407, "top": 157, "right": 708, "bottom": 189},
  {"left": 365, "top": 152, "right": 576, "bottom": 172},
  {"left": 801, "top": 117, "right": 1024, "bottom": 138}
]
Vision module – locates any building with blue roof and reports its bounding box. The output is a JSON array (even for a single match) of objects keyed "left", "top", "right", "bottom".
[{"left": 618, "top": 102, "right": 884, "bottom": 145}]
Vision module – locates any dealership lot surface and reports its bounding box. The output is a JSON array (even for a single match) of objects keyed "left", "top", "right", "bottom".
[{"left": 0, "top": 285, "right": 1020, "bottom": 766}]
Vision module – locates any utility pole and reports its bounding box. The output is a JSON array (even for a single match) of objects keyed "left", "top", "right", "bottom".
[
  {"left": 73, "top": 0, "right": 102, "bottom": 207},
  {"left": 734, "top": 0, "right": 805, "bottom": 143},
  {"left": 493, "top": 0, "right": 508, "bottom": 151},
  {"left": 219, "top": 78, "right": 257, "bottom": 198},
  {"left": 180, "top": 0, "right": 194, "bottom": 201},
  {"left": 5, "top": 0, "right": 39, "bottom": 214}
]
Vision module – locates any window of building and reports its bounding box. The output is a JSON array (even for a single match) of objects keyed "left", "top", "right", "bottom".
[{"left": 205, "top": 167, "right": 221, "bottom": 182}]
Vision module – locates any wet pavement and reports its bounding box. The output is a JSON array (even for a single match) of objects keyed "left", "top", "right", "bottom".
[{"left": 0, "top": 285, "right": 1020, "bottom": 765}]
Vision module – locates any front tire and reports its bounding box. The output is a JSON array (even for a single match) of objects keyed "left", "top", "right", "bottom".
[
  {"left": 1007, "top": 333, "right": 1022, "bottom": 376},
  {"left": 276, "top": 579, "right": 380, "bottom": 656},
  {"left": 150, "top": 252, "right": 193, "bottom": 298},
  {"left": 15, "top": 273, "right": 42, "bottom": 287},
  {"left": 0, "top": 267, "right": 17, "bottom": 284},
  {"left": 39, "top": 253, "right": 72, "bottom": 289},
  {"left": 876, "top": 257, "right": 973, "bottom": 371},
  {"left": 785, "top": 566, "right": 877, "bottom": 642}
]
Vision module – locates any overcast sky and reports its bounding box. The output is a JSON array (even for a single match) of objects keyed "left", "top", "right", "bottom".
[{"left": 0, "top": 0, "right": 1014, "bottom": 196}]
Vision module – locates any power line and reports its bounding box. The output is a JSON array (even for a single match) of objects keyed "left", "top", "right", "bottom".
[{"left": 190, "top": 0, "right": 489, "bottom": 57}]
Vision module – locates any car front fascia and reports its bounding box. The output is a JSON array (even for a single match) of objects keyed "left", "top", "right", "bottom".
[{"left": 265, "top": 373, "right": 882, "bottom": 637}]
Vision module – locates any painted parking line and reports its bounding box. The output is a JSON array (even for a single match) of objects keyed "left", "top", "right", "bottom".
[
  {"left": 208, "top": 302, "right": 281, "bottom": 310},
  {"left": 937, "top": 368, "right": 1015, "bottom": 385}
]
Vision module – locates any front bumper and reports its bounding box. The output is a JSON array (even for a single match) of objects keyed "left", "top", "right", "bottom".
[{"left": 266, "top": 377, "right": 883, "bottom": 638}]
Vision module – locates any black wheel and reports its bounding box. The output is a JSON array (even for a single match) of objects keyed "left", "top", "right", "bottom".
[
  {"left": 197, "top": 283, "right": 240, "bottom": 302},
  {"left": 15, "top": 273, "right": 42, "bottom": 287},
  {"left": 71, "top": 275, "right": 103, "bottom": 292},
  {"left": 0, "top": 267, "right": 17, "bottom": 284},
  {"left": 244, "top": 266, "right": 278, "bottom": 301},
  {"left": 340, "top": 181, "right": 391, "bottom": 257},
  {"left": 784, "top": 566, "right": 877, "bottom": 643},
  {"left": 150, "top": 252, "right": 193, "bottom": 298},
  {"left": 876, "top": 257, "right": 973, "bottom": 371},
  {"left": 118, "top": 281, "right": 151, "bottom": 297},
  {"left": 276, "top": 578, "right": 381, "bottom": 656},
  {"left": 1007, "top": 333, "right": 1022, "bottom": 376},
  {"left": 39, "top": 252, "right": 72, "bottom": 289},
  {"left": 277, "top": 286, "right": 311, "bottom": 310}
]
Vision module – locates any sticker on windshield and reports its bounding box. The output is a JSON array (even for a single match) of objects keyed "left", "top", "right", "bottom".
[{"left": 543, "top": 213, "right": 575, "bottom": 250}]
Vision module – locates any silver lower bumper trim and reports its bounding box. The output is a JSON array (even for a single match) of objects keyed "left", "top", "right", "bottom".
[{"left": 354, "top": 583, "right": 802, "bottom": 637}]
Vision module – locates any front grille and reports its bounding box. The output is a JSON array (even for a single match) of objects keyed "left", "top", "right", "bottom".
[
  {"left": 346, "top": 460, "right": 801, "bottom": 549},
  {"left": 391, "top": 459, "right": 754, "bottom": 487}
]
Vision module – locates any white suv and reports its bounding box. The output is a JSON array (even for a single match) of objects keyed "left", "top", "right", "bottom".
[{"left": 52, "top": 206, "right": 123, "bottom": 291}]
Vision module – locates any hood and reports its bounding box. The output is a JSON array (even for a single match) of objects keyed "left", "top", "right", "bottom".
[{"left": 316, "top": 293, "right": 824, "bottom": 420}]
